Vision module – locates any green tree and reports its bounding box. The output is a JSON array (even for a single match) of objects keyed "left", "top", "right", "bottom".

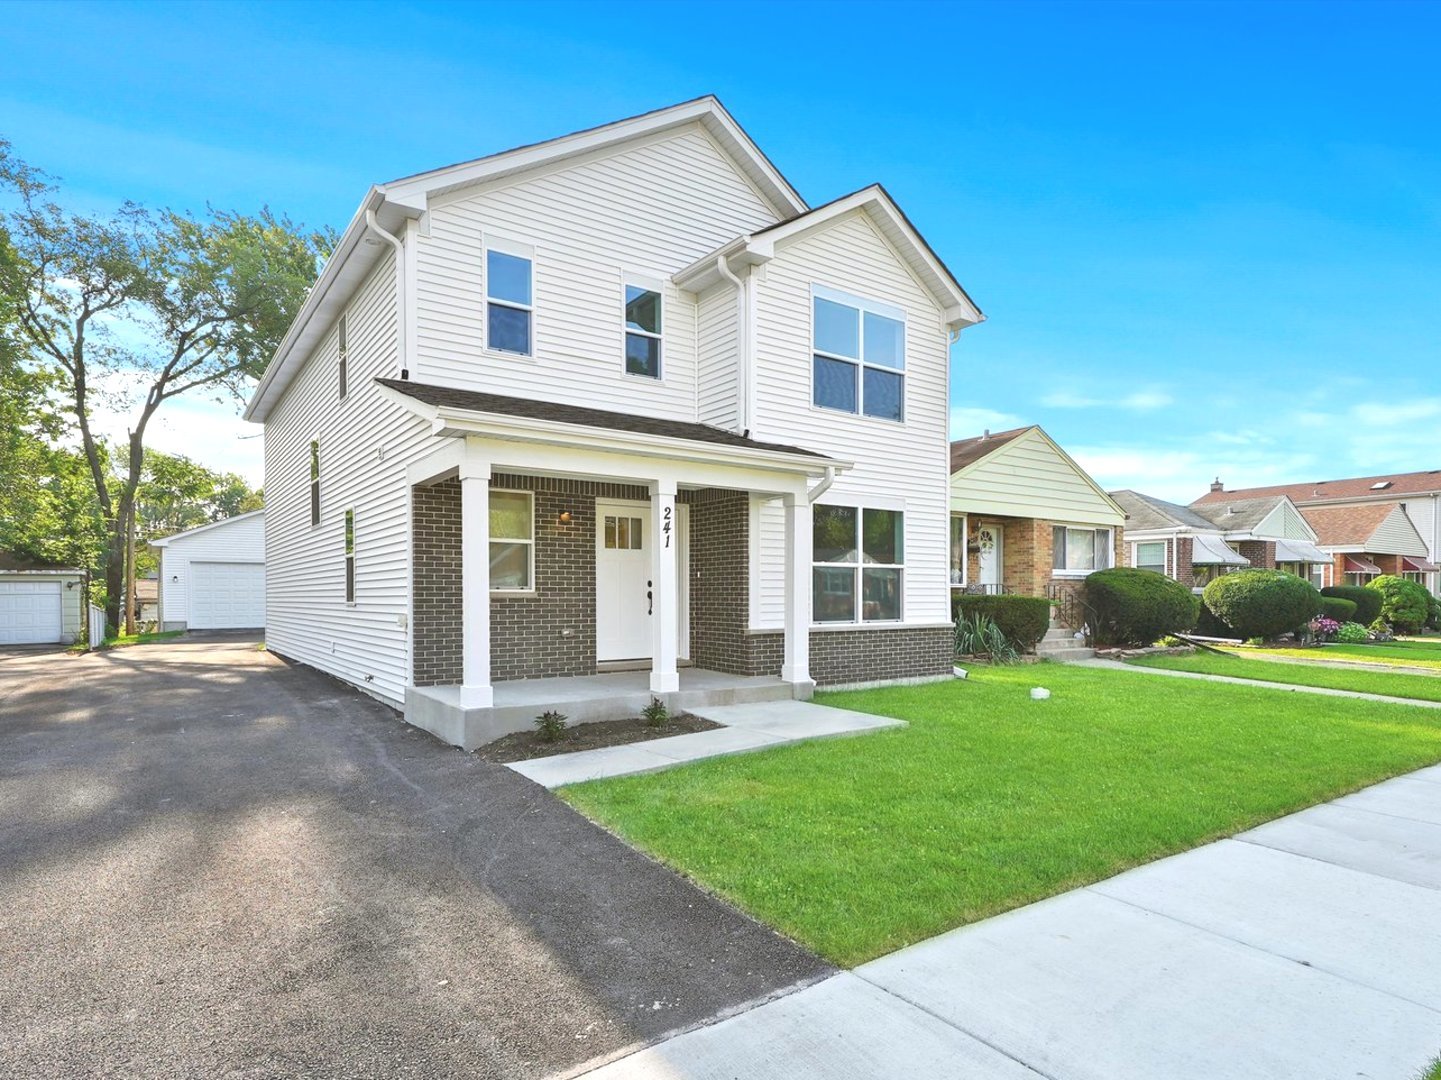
[{"left": 0, "top": 138, "right": 329, "bottom": 633}]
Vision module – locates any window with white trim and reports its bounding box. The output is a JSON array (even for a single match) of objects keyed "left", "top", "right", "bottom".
[
  {"left": 1052, "top": 525, "right": 1112, "bottom": 573},
  {"left": 623, "top": 284, "right": 662, "bottom": 378},
  {"left": 309, "top": 440, "right": 320, "bottom": 527},
  {"left": 812, "top": 287, "right": 905, "bottom": 421},
  {"left": 344, "top": 509, "right": 355, "bottom": 603},
  {"left": 949, "top": 513, "right": 968, "bottom": 586},
  {"left": 485, "top": 245, "right": 533, "bottom": 356},
  {"left": 813, "top": 505, "right": 903, "bottom": 623},
  {"left": 1134, "top": 541, "right": 1166, "bottom": 575},
  {"left": 490, "top": 491, "right": 533, "bottom": 591},
  {"left": 338, "top": 314, "right": 348, "bottom": 400}
]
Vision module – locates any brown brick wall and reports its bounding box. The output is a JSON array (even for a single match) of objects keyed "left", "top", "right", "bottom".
[
  {"left": 686, "top": 489, "right": 754, "bottom": 674},
  {"left": 412, "top": 480, "right": 463, "bottom": 686},
  {"left": 809, "top": 626, "right": 954, "bottom": 685},
  {"left": 1237, "top": 540, "right": 1277, "bottom": 570}
]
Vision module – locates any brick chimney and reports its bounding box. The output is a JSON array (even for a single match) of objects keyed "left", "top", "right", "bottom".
[{"left": 1210, "top": 477, "right": 1224, "bottom": 493}]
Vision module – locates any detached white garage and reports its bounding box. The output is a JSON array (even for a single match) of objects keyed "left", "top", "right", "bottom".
[
  {"left": 0, "top": 552, "right": 85, "bottom": 646},
  {"left": 153, "top": 511, "right": 266, "bottom": 631}
]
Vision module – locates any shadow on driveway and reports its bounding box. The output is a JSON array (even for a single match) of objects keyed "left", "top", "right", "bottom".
[{"left": 0, "top": 638, "right": 829, "bottom": 1078}]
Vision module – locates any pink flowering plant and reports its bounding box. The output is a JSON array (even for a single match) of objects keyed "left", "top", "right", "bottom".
[{"left": 1308, "top": 615, "right": 1341, "bottom": 643}]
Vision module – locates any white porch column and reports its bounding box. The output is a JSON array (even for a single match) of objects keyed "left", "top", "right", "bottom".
[
  {"left": 782, "top": 492, "right": 814, "bottom": 691},
  {"left": 459, "top": 454, "right": 493, "bottom": 708},
  {"left": 650, "top": 479, "right": 680, "bottom": 694}
]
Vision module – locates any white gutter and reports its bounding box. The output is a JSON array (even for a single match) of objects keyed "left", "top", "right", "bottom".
[
  {"left": 806, "top": 465, "right": 837, "bottom": 504},
  {"left": 364, "top": 209, "right": 408, "bottom": 379},
  {"left": 715, "top": 255, "right": 752, "bottom": 436}
]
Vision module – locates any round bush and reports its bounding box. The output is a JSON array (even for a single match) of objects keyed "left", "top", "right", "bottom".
[
  {"left": 1429, "top": 594, "right": 1441, "bottom": 630},
  {"left": 1195, "top": 604, "right": 1238, "bottom": 639},
  {"left": 1367, "top": 575, "right": 1431, "bottom": 632},
  {"left": 951, "top": 594, "right": 1052, "bottom": 651},
  {"left": 1202, "top": 569, "right": 1323, "bottom": 641},
  {"left": 1320, "top": 585, "right": 1383, "bottom": 626},
  {"left": 1336, "top": 622, "right": 1370, "bottom": 643},
  {"left": 1318, "top": 596, "right": 1358, "bottom": 623},
  {"left": 1082, "top": 567, "right": 1200, "bottom": 646}
]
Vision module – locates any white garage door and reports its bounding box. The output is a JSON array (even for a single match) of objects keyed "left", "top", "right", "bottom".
[
  {"left": 0, "top": 580, "right": 64, "bottom": 645},
  {"left": 189, "top": 562, "right": 265, "bottom": 629}
]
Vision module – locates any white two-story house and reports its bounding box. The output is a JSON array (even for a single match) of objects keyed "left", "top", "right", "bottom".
[{"left": 243, "top": 97, "right": 983, "bottom": 749}]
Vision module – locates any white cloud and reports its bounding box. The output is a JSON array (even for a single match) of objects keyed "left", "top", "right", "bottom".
[
  {"left": 1040, "top": 386, "right": 1174, "bottom": 411},
  {"left": 1351, "top": 398, "right": 1441, "bottom": 426},
  {"left": 949, "top": 406, "right": 1026, "bottom": 439},
  {"left": 88, "top": 395, "right": 264, "bottom": 487}
]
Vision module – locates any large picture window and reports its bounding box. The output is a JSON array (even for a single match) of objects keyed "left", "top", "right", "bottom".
[
  {"left": 812, "top": 287, "right": 905, "bottom": 421},
  {"left": 1053, "top": 525, "right": 1112, "bottom": 574},
  {"left": 486, "top": 246, "right": 533, "bottom": 356},
  {"left": 813, "top": 505, "right": 904, "bottom": 623},
  {"left": 490, "top": 491, "right": 534, "bottom": 592}
]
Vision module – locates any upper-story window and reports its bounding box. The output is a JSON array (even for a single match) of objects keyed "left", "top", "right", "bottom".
[
  {"left": 337, "top": 314, "right": 348, "bottom": 400},
  {"left": 812, "top": 286, "right": 906, "bottom": 422},
  {"left": 485, "top": 243, "right": 533, "bottom": 356},
  {"left": 623, "top": 284, "right": 662, "bottom": 379},
  {"left": 309, "top": 440, "right": 320, "bottom": 527}
]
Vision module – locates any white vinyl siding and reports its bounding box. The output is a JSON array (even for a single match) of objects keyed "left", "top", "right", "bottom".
[
  {"left": 412, "top": 125, "right": 777, "bottom": 422},
  {"left": 949, "top": 427, "right": 1126, "bottom": 527},
  {"left": 696, "top": 282, "right": 740, "bottom": 429},
  {"left": 263, "top": 248, "right": 436, "bottom": 707},
  {"left": 1369, "top": 505, "right": 1431, "bottom": 556},
  {"left": 749, "top": 210, "right": 952, "bottom": 625},
  {"left": 157, "top": 513, "right": 266, "bottom": 629}
]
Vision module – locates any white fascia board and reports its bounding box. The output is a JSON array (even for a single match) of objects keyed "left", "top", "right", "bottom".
[{"left": 150, "top": 509, "right": 266, "bottom": 547}]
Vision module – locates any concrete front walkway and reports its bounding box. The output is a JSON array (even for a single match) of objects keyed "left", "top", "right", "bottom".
[
  {"left": 583, "top": 764, "right": 1441, "bottom": 1079},
  {"left": 508, "top": 700, "right": 904, "bottom": 788}
]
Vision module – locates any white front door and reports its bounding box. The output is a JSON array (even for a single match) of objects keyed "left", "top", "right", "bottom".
[
  {"left": 0, "top": 580, "right": 64, "bottom": 644},
  {"left": 977, "top": 523, "right": 1003, "bottom": 590},
  {"left": 596, "top": 502, "right": 654, "bottom": 662}
]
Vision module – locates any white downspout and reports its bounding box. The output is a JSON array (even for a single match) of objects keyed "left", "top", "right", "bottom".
[
  {"left": 364, "top": 209, "right": 408, "bottom": 379},
  {"left": 806, "top": 466, "right": 837, "bottom": 504},
  {"left": 716, "top": 255, "right": 750, "bottom": 435}
]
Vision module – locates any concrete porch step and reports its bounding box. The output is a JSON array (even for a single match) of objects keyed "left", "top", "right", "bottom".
[
  {"left": 1035, "top": 645, "right": 1097, "bottom": 662},
  {"left": 1043, "top": 628, "right": 1077, "bottom": 642}
]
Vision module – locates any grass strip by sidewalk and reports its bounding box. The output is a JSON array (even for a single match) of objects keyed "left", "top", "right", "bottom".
[
  {"left": 1229, "top": 641, "right": 1441, "bottom": 672},
  {"left": 1130, "top": 650, "right": 1441, "bottom": 702},
  {"left": 560, "top": 665, "right": 1441, "bottom": 967}
]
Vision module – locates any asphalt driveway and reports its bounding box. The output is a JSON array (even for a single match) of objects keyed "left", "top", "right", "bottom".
[{"left": 0, "top": 637, "right": 829, "bottom": 1078}]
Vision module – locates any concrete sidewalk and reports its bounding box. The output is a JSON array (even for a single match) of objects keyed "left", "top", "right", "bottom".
[
  {"left": 508, "top": 700, "right": 904, "bottom": 788},
  {"left": 582, "top": 764, "right": 1441, "bottom": 1079}
]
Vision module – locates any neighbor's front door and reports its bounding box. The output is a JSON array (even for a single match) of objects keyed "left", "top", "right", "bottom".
[
  {"left": 977, "top": 523, "right": 1003, "bottom": 591},
  {"left": 596, "top": 501, "right": 654, "bottom": 661}
]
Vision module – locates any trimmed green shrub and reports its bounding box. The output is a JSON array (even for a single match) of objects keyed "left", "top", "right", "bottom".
[
  {"left": 1318, "top": 596, "right": 1358, "bottom": 624},
  {"left": 1336, "top": 622, "right": 1370, "bottom": 643},
  {"left": 1202, "top": 569, "right": 1323, "bottom": 641},
  {"left": 951, "top": 594, "right": 1051, "bottom": 651},
  {"left": 1367, "top": 575, "right": 1431, "bottom": 632},
  {"left": 1082, "top": 568, "right": 1200, "bottom": 647},
  {"left": 1429, "top": 594, "right": 1441, "bottom": 630},
  {"left": 1195, "top": 604, "right": 1239, "bottom": 639},
  {"left": 1321, "top": 585, "right": 1383, "bottom": 626}
]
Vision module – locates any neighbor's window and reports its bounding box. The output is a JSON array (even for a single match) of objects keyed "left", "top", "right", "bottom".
[
  {"left": 309, "top": 440, "right": 320, "bottom": 527},
  {"left": 486, "top": 247, "right": 533, "bottom": 356},
  {"left": 623, "top": 284, "right": 662, "bottom": 378},
  {"left": 1135, "top": 541, "right": 1166, "bottom": 575},
  {"left": 338, "top": 314, "right": 348, "bottom": 400},
  {"left": 1053, "top": 525, "right": 1111, "bottom": 573},
  {"left": 812, "top": 288, "right": 906, "bottom": 421},
  {"left": 949, "top": 514, "right": 968, "bottom": 586},
  {"left": 812, "top": 505, "right": 904, "bottom": 623},
  {"left": 344, "top": 509, "right": 355, "bottom": 603},
  {"left": 490, "top": 490, "right": 533, "bottom": 591}
]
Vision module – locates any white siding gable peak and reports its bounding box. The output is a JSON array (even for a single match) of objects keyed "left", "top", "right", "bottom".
[{"left": 151, "top": 509, "right": 266, "bottom": 547}]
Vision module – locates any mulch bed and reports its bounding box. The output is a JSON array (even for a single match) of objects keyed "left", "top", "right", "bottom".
[{"left": 475, "top": 713, "right": 721, "bottom": 763}]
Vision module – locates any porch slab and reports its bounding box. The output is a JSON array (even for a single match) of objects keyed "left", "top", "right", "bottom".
[{"left": 508, "top": 700, "right": 906, "bottom": 789}]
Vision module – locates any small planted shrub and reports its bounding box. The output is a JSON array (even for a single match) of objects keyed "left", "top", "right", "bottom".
[
  {"left": 951, "top": 594, "right": 1051, "bottom": 652},
  {"left": 1336, "top": 621, "right": 1370, "bottom": 644},
  {"left": 1367, "top": 574, "right": 1431, "bottom": 633},
  {"left": 1203, "top": 569, "right": 1323, "bottom": 642},
  {"left": 954, "top": 611, "right": 1020, "bottom": 665},
  {"left": 535, "top": 710, "right": 569, "bottom": 743},
  {"left": 1318, "top": 596, "right": 1358, "bottom": 624},
  {"left": 1320, "top": 585, "right": 1383, "bottom": 627},
  {"left": 642, "top": 695, "right": 669, "bottom": 727},
  {"left": 1082, "top": 567, "right": 1200, "bottom": 647},
  {"left": 1308, "top": 615, "right": 1341, "bottom": 643}
]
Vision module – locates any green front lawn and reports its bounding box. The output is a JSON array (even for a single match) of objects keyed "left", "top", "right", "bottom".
[
  {"left": 100, "top": 629, "right": 185, "bottom": 648},
  {"left": 561, "top": 666, "right": 1441, "bottom": 967},
  {"left": 1131, "top": 650, "right": 1441, "bottom": 702},
  {"left": 1232, "top": 641, "right": 1441, "bottom": 671}
]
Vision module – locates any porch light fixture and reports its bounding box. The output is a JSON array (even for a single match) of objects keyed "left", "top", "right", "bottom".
[{"left": 557, "top": 510, "right": 573, "bottom": 525}]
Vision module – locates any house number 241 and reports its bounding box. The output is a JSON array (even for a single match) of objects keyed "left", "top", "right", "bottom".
[{"left": 662, "top": 505, "right": 673, "bottom": 549}]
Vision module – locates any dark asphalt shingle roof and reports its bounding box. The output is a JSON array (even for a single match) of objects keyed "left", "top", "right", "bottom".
[
  {"left": 1189, "top": 496, "right": 1289, "bottom": 531},
  {"left": 949, "top": 426, "right": 1032, "bottom": 473},
  {"left": 376, "top": 379, "right": 830, "bottom": 460},
  {"left": 1108, "top": 490, "right": 1221, "bottom": 532}
]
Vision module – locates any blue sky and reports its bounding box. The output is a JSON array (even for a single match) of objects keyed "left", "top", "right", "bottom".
[{"left": 2, "top": 0, "right": 1438, "bottom": 499}]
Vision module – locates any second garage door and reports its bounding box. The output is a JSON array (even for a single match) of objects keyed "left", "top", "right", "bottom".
[
  {"left": 189, "top": 562, "right": 265, "bottom": 630},
  {"left": 0, "top": 580, "right": 64, "bottom": 644}
]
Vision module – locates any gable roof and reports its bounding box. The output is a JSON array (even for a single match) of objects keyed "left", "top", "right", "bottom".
[
  {"left": 675, "top": 184, "right": 984, "bottom": 331},
  {"left": 150, "top": 510, "right": 265, "bottom": 548},
  {"left": 1195, "top": 468, "right": 1441, "bottom": 505},
  {"left": 1300, "top": 502, "right": 1407, "bottom": 547},
  {"left": 245, "top": 97, "right": 807, "bottom": 424},
  {"left": 948, "top": 426, "right": 1030, "bottom": 473},
  {"left": 1108, "top": 490, "right": 1222, "bottom": 533},
  {"left": 376, "top": 379, "right": 831, "bottom": 463},
  {"left": 1190, "top": 495, "right": 1289, "bottom": 532}
]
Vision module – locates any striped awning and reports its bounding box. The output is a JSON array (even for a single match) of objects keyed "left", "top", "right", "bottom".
[
  {"left": 1403, "top": 555, "right": 1440, "bottom": 573},
  {"left": 1274, "top": 539, "right": 1333, "bottom": 565},
  {"left": 1345, "top": 555, "right": 1383, "bottom": 575},
  {"left": 1192, "top": 534, "right": 1250, "bottom": 566}
]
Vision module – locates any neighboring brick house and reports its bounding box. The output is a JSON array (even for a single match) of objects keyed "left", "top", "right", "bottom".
[
  {"left": 1107, "top": 490, "right": 1331, "bottom": 589},
  {"left": 948, "top": 426, "right": 1125, "bottom": 622},
  {"left": 243, "top": 97, "right": 983, "bottom": 749},
  {"left": 1195, "top": 472, "right": 1441, "bottom": 597},
  {"left": 1296, "top": 503, "right": 1434, "bottom": 590}
]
